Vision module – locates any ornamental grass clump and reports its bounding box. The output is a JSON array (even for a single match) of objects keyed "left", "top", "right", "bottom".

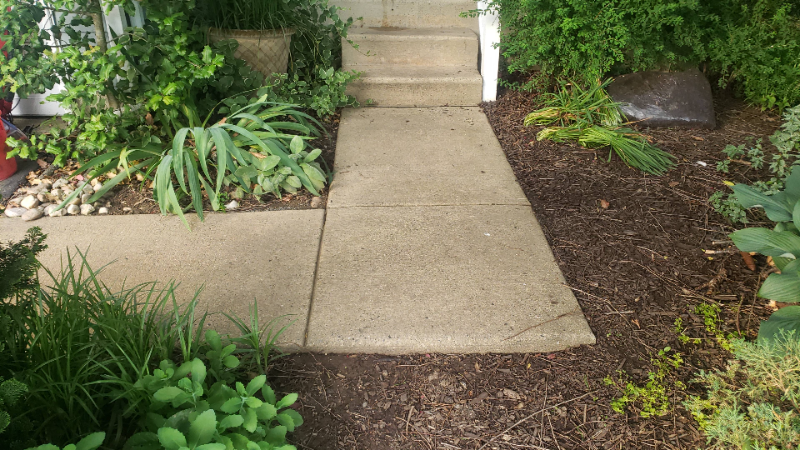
[{"left": 526, "top": 80, "right": 676, "bottom": 175}]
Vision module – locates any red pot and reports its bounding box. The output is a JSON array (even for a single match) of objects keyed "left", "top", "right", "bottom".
[{"left": 0, "top": 124, "right": 16, "bottom": 181}]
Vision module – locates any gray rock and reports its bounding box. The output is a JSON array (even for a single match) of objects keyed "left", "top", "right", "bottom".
[
  {"left": 67, "top": 204, "right": 80, "bottom": 215},
  {"left": 49, "top": 208, "right": 65, "bottom": 217},
  {"left": 80, "top": 204, "right": 95, "bottom": 215},
  {"left": 68, "top": 196, "right": 82, "bottom": 206},
  {"left": 310, "top": 197, "right": 324, "bottom": 209},
  {"left": 93, "top": 182, "right": 103, "bottom": 192},
  {"left": 4, "top": 207, "right": 27, "bottom": 218},
  {"left": 225, "top": 200, "right": 239, "bottom": 211},
  {"left": 122, "top": 207, "right": 132, "bottom": 213},
  {"left": 21, "top": 209, "right": 43, "bottom": 221},
  {"left": 8, "top": 196, "right": 23, "bottom": 206},
  {"left": 98, "top": 207, "right": 109, "bottom": 215},
  {"left": 40, "top": 180, "right": 53, "bottom": 190},
  {"left": 20, "top": 195, "right": 39, "bottom": 209},
  {"left": 81, "top": 184, "right": 94, "bottom": 195},
  {"left": 81, "top": 193, "right": 92, "bottom": 204},
  {"left": 37, "top": 193, "right": 48, "bottom": 203},
  {"left": 44, "top": 204, "right": 59, "bottom": 216},
  {"left": 51, "top": 188, "right": 62, "bottom": 199},
  {"left": 52, "top": 178, "right": 69, "bottom": 189},
  {"left": 607, "top": 68, "right": 716, "bottom": 129}
]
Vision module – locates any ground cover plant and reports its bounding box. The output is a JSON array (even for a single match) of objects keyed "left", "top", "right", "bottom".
[
  {"left": 524, "top": 80, "right": 676, "bottom": 175},
  {"left": 0, "top": 229, "right": 303, "bottom": 449},
  {"left": 474, "top": 0, "right": 800, "bottom": 110}
]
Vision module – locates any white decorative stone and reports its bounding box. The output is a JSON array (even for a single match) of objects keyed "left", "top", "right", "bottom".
[
  {"left": 37, "top": 193, "right": 47, "bottom": 203},
  {"left": 21, "top": 209, "right": 43, "bottom": 221},
  {"left": 52, "top": 178, "right": 69, "bottom": 189},
  {"left": 81, "top": 193, "right": 92, "bottom": 204},
  {"left": 98, "top": 207, "right": 109, "bottom": 215},
  {"left": 49, "top": 208, "right": 65, "bottom": 217},
  {"left": 20, "top": 195, "right": 39, "bottom": 209},
  {"left": 4, "top": 207, "right": 27, "bottom": 218},
  {"left": 50, "top": 189, "right": 62, "bottom": 198},
  {"left": 67, "top": 204, "right": 80, "bottom": 215},
  {"left": 93, "top": 182, "right": 103, "bottom": 192},
  {"left": 80, "top": 204, "right": 95, "bottom": 215},
  {"left": 122, "top": 207, "right": 132, "bottom": 213},
  {"left": 44, "top": 204, "right": 59, "bottom": 216},
  {"left": 310, "top": 197, "right": 323, "bottom": 208},
  {"left": 225, "top": 200, "right": 239, "bottom": 211},
  {"left": 82, "top": 184, "right": 94, "bottom": 195},
  {"left": 68, "top": 196, "right": 82, "bottom": 206}
]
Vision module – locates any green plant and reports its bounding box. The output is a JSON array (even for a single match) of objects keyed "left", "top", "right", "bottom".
[
  {"left": 728, "top": 165, "right": 800, "bottom": 341},
  {"left": 525, "top": 80, "right": 676, "bottom": 175},
  {"left": 471, "top": 0, "right": 800, "bottom": 109},
  {"left": 0, "top": 379, "right": 28, "bottom": 435},
  {"left": 694, "top": 303, "right": 742, "bottom": 351},
  {"left": 685, "top": 331, "right": 800, "bottom": 449},
  {"left": 26, "top": 432, "right": 106, "bottom": 450},
  {"left": 673, "top": 317, "right": 702, "bottom": 345},
  {"left": 57, "top": 99, "right": 328, "bottom": 226},
  {"left": 605, "top": 347, "right": 685, "bottom": 418},
  {"left": 223, "top": 303, "right": 294, "bottom": 376},
  {"left": 712, "top": 105, "right": 800, "bottom": 223},
  {"left": 125, "top": 356, "right": 302, "bottom": 450}
]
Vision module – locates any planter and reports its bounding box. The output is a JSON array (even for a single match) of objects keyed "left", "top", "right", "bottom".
[
  {"left": 0, "top": 121, "right": 16, "bottom": 181},
  {"left": 208, "top": 28, "right": 294, "bottom": 78}
]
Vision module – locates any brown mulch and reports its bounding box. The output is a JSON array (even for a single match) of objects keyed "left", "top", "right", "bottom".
[{"left": 268, "top": 90, "right": 781, "bottom": 449}]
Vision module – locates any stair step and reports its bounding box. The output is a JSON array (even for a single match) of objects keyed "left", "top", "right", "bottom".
[
  {"left": 346, "top": 65, "right": 482, "bottom": 107},
  {"left": 343, "top": 27, "right": 478, "bottom": 67},
  {"left": 333, "top": 0, "right": 477, "bottom": 32}
]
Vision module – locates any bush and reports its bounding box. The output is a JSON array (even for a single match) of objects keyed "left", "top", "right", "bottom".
[
  {"left": 0, "top": 233, "right": 300, "bottom": 449},
  {"left": 484, "top": 0, "right": 800, "bottom": 109},
  {"left": 685, "top": 332, "right": 800, "bottom": 450}
]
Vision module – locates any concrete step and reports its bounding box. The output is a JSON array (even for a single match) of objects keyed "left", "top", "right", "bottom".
[
  {"left": 346, "top": 65, "right": 482, "bottom": 107},
  {"left": 344, "top": 27, "right": 478, "bottom": 67},
  {"left": 333, "top": 0, "right": 478, "bottom": 32}
]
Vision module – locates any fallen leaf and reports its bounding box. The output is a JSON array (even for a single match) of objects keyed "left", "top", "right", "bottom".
[
  {"left": 668, "top": 181, "right": 679, "bottom": 187},
  {"left": 145, "top": 112, "right": 154, "bottom": 126},
  {"left": 691, "top": 136, "right": 704, "bottom": 141},
  {"left": 740, "top": 251, "right": 756, "bottom": 271},
  {"left": 599, "top": 199, "right": 610, "bottom": 209},
  {"left": 36, "top": 159, "right": 48, "bottom": 169}
]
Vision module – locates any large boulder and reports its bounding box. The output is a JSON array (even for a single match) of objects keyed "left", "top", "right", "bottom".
[{"left": 608, "top": 68, "right": 716, "bottom": 129}]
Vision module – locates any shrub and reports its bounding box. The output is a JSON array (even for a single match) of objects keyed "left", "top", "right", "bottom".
[
  {"left": 482, "top": 0, "right": 800, "bottom": 109},
  {"left": 685, "top": 332, "right": 800, "bottom": 450}
]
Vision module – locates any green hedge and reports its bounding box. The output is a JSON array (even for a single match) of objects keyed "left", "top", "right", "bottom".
[{"left": 492, "top": 0, "right": 800, "bottom": 110}]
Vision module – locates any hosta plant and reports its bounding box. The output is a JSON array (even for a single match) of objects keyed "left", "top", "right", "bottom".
[
  {"left": 26, "top": 432, "right": 105, "bottom": 450},
  {"left": 125, "top": 354, "right": 302, "bottom": 450},
  {"left": 729, "top": 166, "right": 800, "bottom": 340}
]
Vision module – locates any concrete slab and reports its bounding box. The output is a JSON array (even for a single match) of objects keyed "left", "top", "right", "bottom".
[
  {"left": 305, "top": 205, "right": 596, "bottom": 354},
  {"left": 345, "top": 65, "right": 482, "bottom": 107},
  {"left": 2, "top": 210, "right": 325, "bottom": 350},
  {"left": 332, "top": 0, "right": 479, "bottom": 33},
  {"left": 328, "top": 108, "right": 530, "bottom": 207},
  {"left": 343, "top": 28, "right": 478, "bottom": 67}
]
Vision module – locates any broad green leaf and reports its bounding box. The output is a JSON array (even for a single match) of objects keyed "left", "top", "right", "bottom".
[
  {"left": 759, "top": 272, "right": 800, "bottom": 303},
  {"left": 276, "top": 393, "right": 298, "bottom": 409},
  {"left": 223, "top": 355, "right": 240, "bottom": 368},
  {"left": 276, "top": 413, "right": 296, "bottom": 432},
  {"left": 266, "top": 426, "right": 287, "bottom": 445},
  {"left": 281, "top": 409, "right": 304, "bottom": 429},
  {"left": 75, "top": 432, "right": 106, "bottom": 450},
  {"left": 758, "top": 306, "right": 800, "bottom": 342},
  {"left": 206, "top": 330, "right": 222, "bottom": 350},
  {"left": 189, "top": 410, "right": 217, "bottom": 446},
  {"left": 730, "top": 228, "right": 800, "bottom": 259},
  {"left": 122, "top": 432, "right": 159, "bottom": 450},
  {"left": 304, "top": 149, "right": 322, "bottom": 162},
  {"left": 256, "top": 403, "right": 277, "bottom": 421},
  {"left": 262, "top": 386, "right": 277, "bottom": 405},
  {"left": 245, "top": 396, "right": 263, "bottom": 408},
  {"left": 192, "top": 358, "right": 208, "bottom": 386},
  {"left": 793, "top": 199, "right": 800, "bottom": 232},
  {"left": 219, "top": 414, "right": 244, "bottom": 430},
  {"left": 157, "top": 427, "right": 187, "bottom": 450},
  {"left": 289, "top": 135, "right": 304, "bottom": 154},
  {"left": 221, "top": 397, "right": 243, "bottom": 414},
  {"left": 243, "top": 407, "right": 258, "bottom": 433},
  {"left": 784, "top": 167, "right": 800, "bottom": 204},
  {"left": 154, "top": 386, "right": 186, "bottom": 403},
  {"left": 246, "top": 375, "right": 267, "bottom": 396},
  {"left": 195, "top": 444, "right": 226, "bottom": 450},
  {"left": 732, "top": 184, "right": 792, "bottom": 222}
]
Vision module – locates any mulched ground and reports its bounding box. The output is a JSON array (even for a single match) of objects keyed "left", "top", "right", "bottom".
[{"left": 268, "top": 89, "right": 782, "bottom": 449}]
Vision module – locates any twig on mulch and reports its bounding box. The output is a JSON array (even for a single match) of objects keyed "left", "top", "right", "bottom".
[{"left": 477, "top": 391, "right": 597, "bottom": 450}]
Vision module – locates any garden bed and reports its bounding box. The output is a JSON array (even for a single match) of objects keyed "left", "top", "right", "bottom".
[
  {"left": 1, "top": 113, "right": 340, "bottom": 217},
  {"left": 267, "top": 91, "right": 780, "bottom": 449}
]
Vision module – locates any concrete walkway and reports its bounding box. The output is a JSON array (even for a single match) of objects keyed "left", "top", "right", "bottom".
[{"left": 2, "top": 107, "right": 595, "bottom": 354}]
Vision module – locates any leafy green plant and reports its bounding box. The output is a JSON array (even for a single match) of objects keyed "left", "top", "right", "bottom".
[
  {"left": 470, "top": 0, "right": 799, "bottom": 109},
  {"left": 604, "top": 347, "right": 685, "bottom": 418},
  {"left": 712, "top": 104, "right": 800, "bottom": 223},
  {"left": 26, "top": 432, "right": 106, "bottom": 450},
  {"left": 727, "top": 166, "right": 800, "bottom": 341},
  {"left": 125, "top": 356, "right": 302, "bottom": 450},
  {"left": 0, "top": 378, "right": 28, "bottom": 435},
  {"left": 57, "top": 99, "right": 328, "bottom": 226},
  {"left": 685, "top": 331, "right": 800, "bottom": 450},
  {"left": 525, "top": 80, "right": 676, "bottom": 175}
]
